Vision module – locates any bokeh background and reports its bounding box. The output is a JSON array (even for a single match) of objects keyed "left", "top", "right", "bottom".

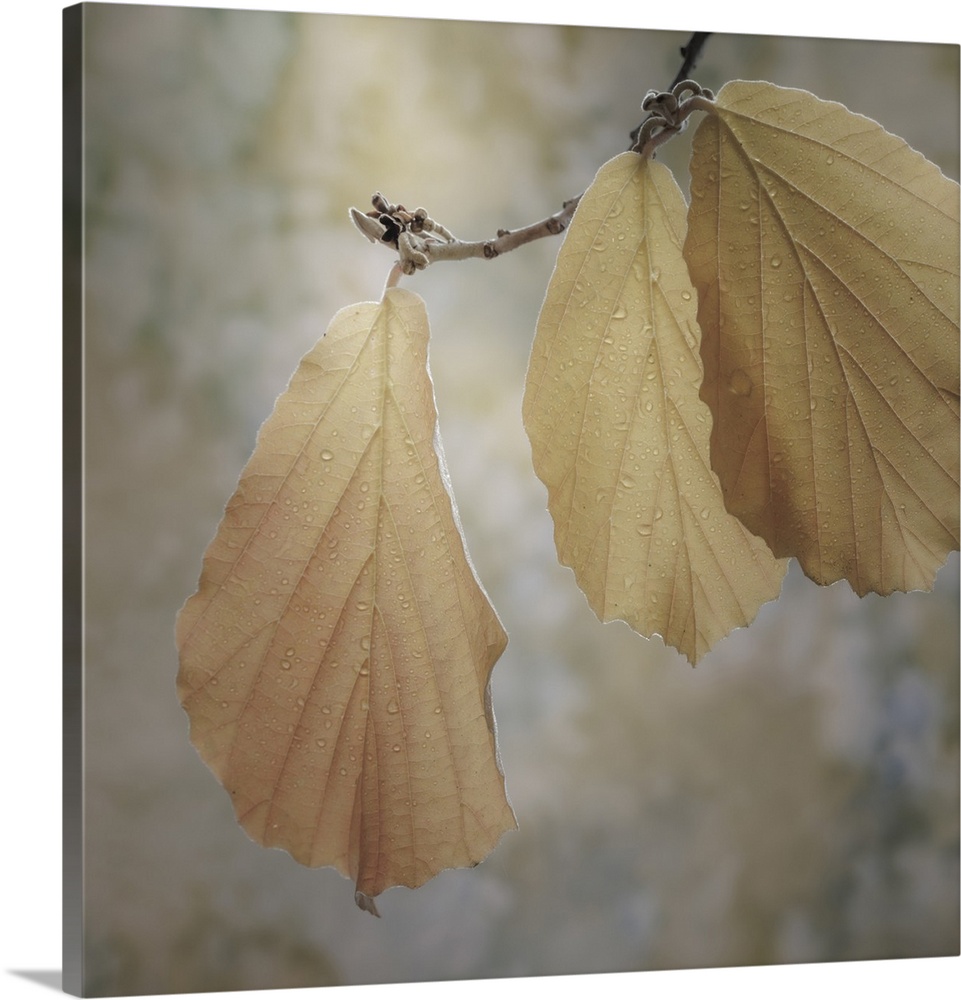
[{"left": 75, "top": 4, "right": 959, "bottom": 994}]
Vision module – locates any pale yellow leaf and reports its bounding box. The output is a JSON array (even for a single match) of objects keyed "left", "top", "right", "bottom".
[
  {"left": 524, "top": 152, "right": 787, "bottom": 664},
  {"left": 684, "top": 80, "right": 960, "bottom": 594},
  {"left": 176, "top": 288, "right": 515, "bottom": 912}
]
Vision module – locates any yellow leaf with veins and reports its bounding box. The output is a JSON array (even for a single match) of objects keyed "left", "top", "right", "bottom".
[
  {"left": 176, "top": 287, "right": 514, "bottom": 914},
  {"left": 684, "top": 80, "right": 960, "bottom": 594},
  {"left": 524, "top": 152, "right": 786, "bottom": 664}
]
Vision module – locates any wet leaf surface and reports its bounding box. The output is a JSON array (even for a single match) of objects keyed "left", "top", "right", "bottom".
[
  {"left": 684, "top": 80, "right": 960, "bottom": 593},
  {"left": 524, "top": 153, "right": 786, "bottom": 663},
  {"left": 176, "top": 288, "right": 515, "bottom": 912}
]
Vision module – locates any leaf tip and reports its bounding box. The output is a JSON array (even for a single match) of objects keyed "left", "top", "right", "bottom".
[{"left": 354, "top": 890, "right": 381, "bottom": 917}]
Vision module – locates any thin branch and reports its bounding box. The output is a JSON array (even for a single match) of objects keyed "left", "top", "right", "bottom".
[
  {"left": 350, "top": 197, "right": 581, "bottom": 274},
  {"left": 629, "top": 31, "right": 712, "bottom": 147},
  {"left": 668, "top": 31, "right": 712, "bottom": 92},
  {"left": 353, "top": 31, "right": 712, "bottom": 274},
  {"left": 426, "top": 197, "right": 581, "bottom": 263}
]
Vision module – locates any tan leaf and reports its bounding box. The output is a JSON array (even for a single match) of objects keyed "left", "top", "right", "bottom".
[
  {"left": 523, "top": 152, "right": 786, "bottom": 664},
  {"left": 176, "top": 287, "right": 515, "bottom": 913},
  {"left": 684, "top": 80, "right": 960, "bottom": 594}
]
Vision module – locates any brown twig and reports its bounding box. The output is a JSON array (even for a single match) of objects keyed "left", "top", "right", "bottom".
[
  {"left": 352, "top": 31, "right": 712, "bottom": 273},
  {"left": 426, "top": 197, "right": 581, "bottom": 263},
  {"left": 350, "top": 196, "right": 581, "bottom": 273},
  {"left": 629, "top": 32, "right": 712, "bottom": 148}
]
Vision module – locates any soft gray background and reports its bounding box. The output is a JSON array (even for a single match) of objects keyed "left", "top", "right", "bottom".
[{"left": 78, "top": 5, "right": 959, "bottom": 994}]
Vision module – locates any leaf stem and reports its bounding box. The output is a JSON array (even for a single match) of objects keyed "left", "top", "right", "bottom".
[{"left": 383, "top": 261, "right": 405, "bottom": 293}]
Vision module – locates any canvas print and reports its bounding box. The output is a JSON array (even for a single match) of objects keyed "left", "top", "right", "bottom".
[{"left": 64, "top": 2, "right": 960, "bottom": 995}]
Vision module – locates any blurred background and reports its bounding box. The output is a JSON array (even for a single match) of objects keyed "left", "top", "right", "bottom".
[{"left": 76, "top": 5, "right": 959, "bottom": 994}]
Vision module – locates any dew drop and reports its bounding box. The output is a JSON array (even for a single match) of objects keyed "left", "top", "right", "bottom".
[
  {"left": 386, "top": 699, "right": 400, "bottom": 714},
  {"left": 320, "top": 449, "right": 334, "bottom": 461}
]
